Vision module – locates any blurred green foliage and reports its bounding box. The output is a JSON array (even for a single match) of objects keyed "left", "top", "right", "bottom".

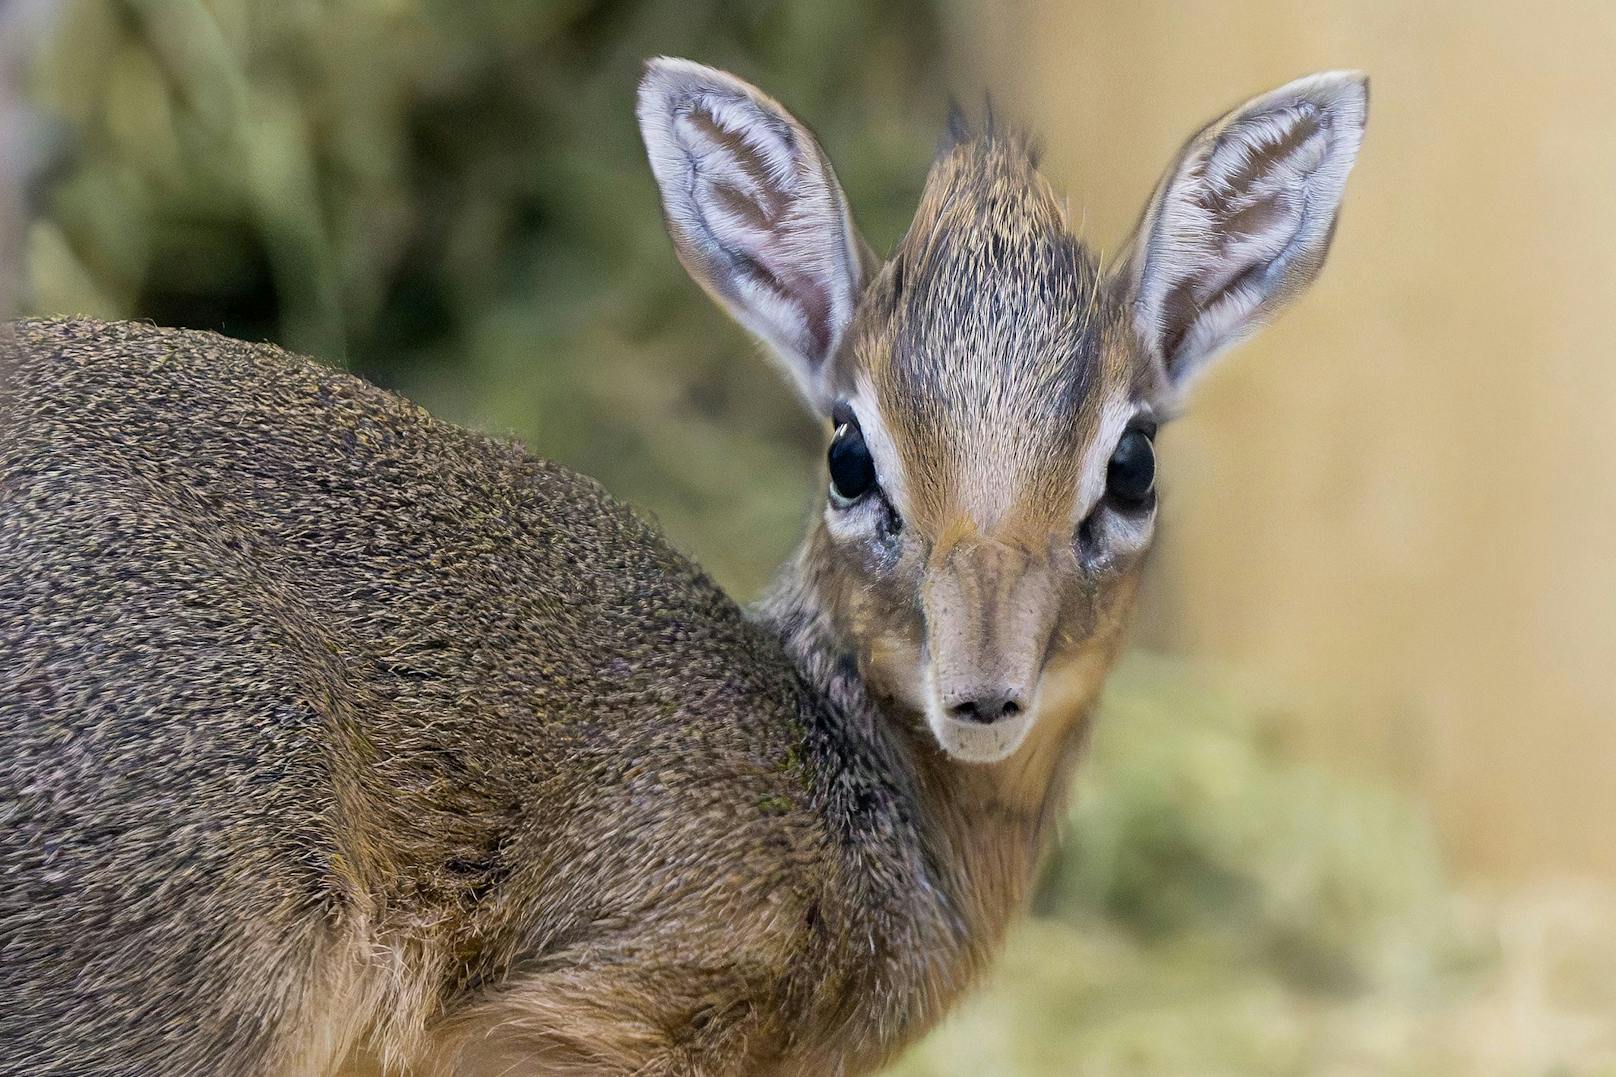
[
  {"left": 25, "top": 0, "right": 952, "bottom": 594},
  {"left": 895, "top": 656, "right": 1484, "bottom": 1076},
  {"left": 21, "top": 4, "right": 1537, "bottom": 1073}
]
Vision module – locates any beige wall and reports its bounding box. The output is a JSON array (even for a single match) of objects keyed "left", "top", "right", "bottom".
[{"left": 988, "top": 0, "right": 1616, "bottom": 878}]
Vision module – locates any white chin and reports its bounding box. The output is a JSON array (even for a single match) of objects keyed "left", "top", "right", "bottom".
[{"left": 926, "top": 708, "right": 1035, "bottom": 764}]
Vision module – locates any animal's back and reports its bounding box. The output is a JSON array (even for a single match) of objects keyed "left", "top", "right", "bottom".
[{"left": 0, "top": 318, "right": 825, "bottom": 1074}]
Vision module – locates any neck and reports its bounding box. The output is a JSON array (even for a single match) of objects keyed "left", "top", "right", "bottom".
[{"left": 754, "top": 531, "right": 1098, "bottom": 979}]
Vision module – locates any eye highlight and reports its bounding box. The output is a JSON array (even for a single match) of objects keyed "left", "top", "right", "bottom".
[
  {"left": 828, "top": 404, "right": 877, "bottom": 503},
  {"left": 1106, "top": 427, "right": 1156, "bottom": 508}
]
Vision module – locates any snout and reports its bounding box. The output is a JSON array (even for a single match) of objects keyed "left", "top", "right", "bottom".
[
  {"left": 930, "top": 682, "right": 1037, "bottom": 764},
  {"left": 942, "top": 687, "right": 1026, "bottom": 725},
  {"left": 922, "top": 541, "right": 1059, "bottom": 763}
]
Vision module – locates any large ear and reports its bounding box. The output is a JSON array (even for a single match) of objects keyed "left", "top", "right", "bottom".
[
  {"left": 1117, "top": 71, "right": 1368, "bottom": 396},
  {"left": 637, "top": 57, "right": 869, "bottom": 414}
]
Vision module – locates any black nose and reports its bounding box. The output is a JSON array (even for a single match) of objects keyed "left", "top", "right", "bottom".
[{"left": 947, "top": 692, "right": 1026, "bottom": 725}]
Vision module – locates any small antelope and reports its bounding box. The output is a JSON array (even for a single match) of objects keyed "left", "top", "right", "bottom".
[{"left": 0, "top": 59, "right": 1366, "bottom": 1075}]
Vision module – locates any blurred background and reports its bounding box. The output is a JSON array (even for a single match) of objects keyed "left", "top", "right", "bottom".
[{"left": 11, "top": 0, "right": 1616, "bottom": 1072}]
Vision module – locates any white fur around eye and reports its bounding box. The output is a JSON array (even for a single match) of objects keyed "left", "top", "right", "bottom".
[
  {"left": 1100, "top": 501, "right": 1154, "bottom": 550},
  {"left": 823, "top": 488, "right": 888, "bottom": 541},
  {"left": 1074, "top": 395, "right": 1144, "bottom": 523},
  {"left": 847, "top": 374, "right": 910, "bottom": 517},
  {"left": 1071, "top": 396, "right": 1158, "bottom": 567}
]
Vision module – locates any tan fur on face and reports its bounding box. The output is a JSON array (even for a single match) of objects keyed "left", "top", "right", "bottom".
[
  {"left": 817, "top": 135, "right": 1149, "bottom": 762},
  {"left": 864, "top": 136, "right": 1099, "bottom": 538}
]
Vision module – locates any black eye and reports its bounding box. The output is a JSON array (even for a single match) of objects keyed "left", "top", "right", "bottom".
[
  {"left": 1106, "top": 428, "right": 1155, "bottom": 507},
  {"left": 828, "top": 410, "right": 877, "bottom": 502}
]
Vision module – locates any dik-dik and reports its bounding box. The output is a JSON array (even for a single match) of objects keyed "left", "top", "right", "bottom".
[{"left": 0, "top": 59, "right": 1366, "bottom": 1075}]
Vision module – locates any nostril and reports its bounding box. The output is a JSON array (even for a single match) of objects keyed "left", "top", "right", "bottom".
[
  {"left": 947, "top": 693, "right": 1026, "bottom": 725},
  {"left": 949, "top": 699, "right": 984, "bottom": 724}
]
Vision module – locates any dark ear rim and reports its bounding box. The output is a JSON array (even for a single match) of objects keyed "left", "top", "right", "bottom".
[
  {"left": 1112, "top": 70, "right": 1369, "bottom": 397},
  {"left": 635, "top": 56, "right": 870, "bottom": 415}
]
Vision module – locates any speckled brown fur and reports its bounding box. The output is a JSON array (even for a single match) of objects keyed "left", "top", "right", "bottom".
[{"left": 0, "top": 318, "right": 1018, "bottom": 1075}]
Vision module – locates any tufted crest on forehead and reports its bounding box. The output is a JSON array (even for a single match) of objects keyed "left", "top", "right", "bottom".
[{"left": 860, "top": 127, "right": 1114, "bottom": 537}]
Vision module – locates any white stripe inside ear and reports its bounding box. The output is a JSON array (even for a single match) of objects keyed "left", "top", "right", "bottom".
[
  {"left": 637, "top": 58, "right": 867, "bottom": 416},
  {"left": 677, "top": 93, "right": 801, "bottom": 196},
  {"left": 1126, "top": 71, "right": 1367, "bottom": 396}
]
